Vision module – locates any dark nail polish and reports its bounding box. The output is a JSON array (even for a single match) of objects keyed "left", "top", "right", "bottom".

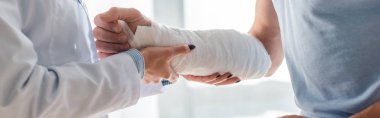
[
  {"left": 216, "top": 74, "right": 221, "bottom": 78},
  {"left": 227, "top": 74, "right": 233, "bottom": 78},
  {"left": 188, "top": 44, "right": 196, "bottom": 50},
  {"left": 236, "top": 80, "right": 241, "bottom": 83}
]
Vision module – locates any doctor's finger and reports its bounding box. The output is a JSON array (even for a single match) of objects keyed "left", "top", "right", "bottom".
[
  {"left": 98, "top": 52, "right": 116, "bottom": 59},
  {"left": 93, "top": 27, "right": 129, "bottom": 43},
  {"left": 143, "top": 76, "right": 160, "bottom": 84},
  {"left": 96, "top": 40, "right": 130, "bottom": 53},
  {"left": 99, "top": 7, "right": 145, "bottom": 32},
  {"left": 102, "top": 7, "right": 142, "bottom": 23},
  {"left": 167, "top": 44, "right": 194, "bottom": 60},
  {"left": 168, "top": 73, "right": 179, "bottom": 83},
  {"left": 167, "top": 66, "right": 179, "bottom": 83},
  {"left": 94, "top": 14, "right": 120, "bottom": 33},
  {"left": 215, "top": 77, "right": 240, "bottom": 86}
]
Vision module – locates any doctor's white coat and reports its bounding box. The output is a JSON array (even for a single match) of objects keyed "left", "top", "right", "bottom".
[{"left": 0, "top": 0, "right": 161, "bottom": 117}]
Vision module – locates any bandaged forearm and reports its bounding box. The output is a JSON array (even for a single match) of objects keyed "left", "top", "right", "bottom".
[{"left": 124, "top": 22, "right": 271, "bottom": 80}]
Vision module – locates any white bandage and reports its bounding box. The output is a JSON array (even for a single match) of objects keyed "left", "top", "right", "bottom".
[{"left": 122, "top": 21, "right": 271, "bottom": 80}]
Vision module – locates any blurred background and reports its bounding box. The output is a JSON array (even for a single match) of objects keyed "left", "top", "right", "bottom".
[{"left": 85, "top": 0, "right": 299, "bottom": 117}]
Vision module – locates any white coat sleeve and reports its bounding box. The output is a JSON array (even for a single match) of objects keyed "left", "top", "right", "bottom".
[
  {"left": 139, "top": 80, "right": 172, "bottom": 98},
  {"left": 0, "top": 4, "right": 141, "bottom": 118}
]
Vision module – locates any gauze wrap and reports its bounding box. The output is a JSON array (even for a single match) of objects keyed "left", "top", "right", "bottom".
[{"left": 122, "top": 22, "right": 271, "bottom": 80}]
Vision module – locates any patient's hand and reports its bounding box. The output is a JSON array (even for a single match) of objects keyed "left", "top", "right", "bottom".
[
  {"left": 182, "top": 73, "right": 240, "bottom": 86},
  {"left": 93, "top": 7, "right": 151, "bottom": 58}
]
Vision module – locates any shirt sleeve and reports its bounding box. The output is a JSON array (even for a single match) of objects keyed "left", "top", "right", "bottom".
[
  {"left": 125, "top": 49, "right": 145, "bottom": 78},
  {"left": 139, "top": 80, "right": 173, "bottom": 98},
  {"left": 0, "top": 3, "right": 141, "bottom": 118}
]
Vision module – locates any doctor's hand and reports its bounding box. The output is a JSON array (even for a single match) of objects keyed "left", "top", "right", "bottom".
[
  {"left": 93, "top": 7, "right": 151, "bottom": 59},
  {"left": 141, "top": 44, "right": 195, "bottom": 84},
  {"left": 182, "top": 73, "right": 241, "bottom": 86}
]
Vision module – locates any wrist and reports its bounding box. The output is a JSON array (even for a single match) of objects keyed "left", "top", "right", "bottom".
[{"left": 125, "top": 49, "right": 145, "bottom": 79}]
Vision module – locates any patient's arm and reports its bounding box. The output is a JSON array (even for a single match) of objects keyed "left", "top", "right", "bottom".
[
  {"left": 123, "top": 21, "right": 271, "bottom": 80},
  {"left": 170, "top": 0, "right": 283, "bottom": 85},
  {"left": 249, "top": 0, "right": 283, "bottom": 76},
  {"left": 93, "top": 6, "right": 276, "bottom": 82}
]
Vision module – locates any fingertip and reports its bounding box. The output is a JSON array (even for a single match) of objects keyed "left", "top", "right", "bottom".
[
  {"left": 182, "top": 44, "right": 191, "bottom": 53},
  {"left": 188, "top": 44, "right": 196, "bottom": 51},
  {"left": 230, "top": 77, "right": 241, "bottom": 83},
  {"left": 98, "top": 12, "right": 112, "bottom": 22},
  {"left": 113, "top": 25, "right": 122, "bottom": 33},
  {"left": 227, "top": 74, "right": 233, "bottom": 78},
  {"left": 214, "top": 73, "right": 221, "bottom": 78},
  {"left": 236, "top": 80, "right": 241, "bottom": 83},
  {"left": 171, "top": 44, "right": 192, "bottom": 56}
]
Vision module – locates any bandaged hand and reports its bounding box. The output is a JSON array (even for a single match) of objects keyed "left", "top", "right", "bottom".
[
  {"left": 93, "top": 7, "right": 151, "bottom": 58},
  {"left": 129, "top": 22, "right": 271, "bottom": 80}
]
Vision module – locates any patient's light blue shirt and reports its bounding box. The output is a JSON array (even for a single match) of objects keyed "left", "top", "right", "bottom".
[{"left": 273, "top": 0, "right": 380, "bottom": 117}]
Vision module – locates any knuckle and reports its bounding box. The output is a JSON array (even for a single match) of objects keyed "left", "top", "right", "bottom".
[
  {"left": 109, "top": 7, "right": 119, "bottom": 14},
  {"left": 115, "top": 45, "right": 125, "bottom": 52},
  {"left": 92, "top": 28, "right": 101, "bottom": 38},
  {"left": 125, "top": 43, "right": 130, "bottom": 49},
  {"left": 129, "top": 8, "right": 141, "bottom": 14},
  {"left": 96, "top": 42, "right": 114, "bottom": 53},
  {"left": 120, "top": 44, "right": 130, "bottom": 51},
  {"left": 166, "top": 49, "right": 175, "bottom": 56},
  {"left": 117, "top": 33, "right": 127, "bottom": 41},
  {"left": 95, "top": 41, "right": 104, "bottom": 50},
  {"left": 162, "top": 73, "right": 170, "bottom": 79},
  {"left": 93, "top": 15, "right": 101, "bottom": 26},
  {"left": 98, "top": 52, "right": 106, "bottom": 59}
]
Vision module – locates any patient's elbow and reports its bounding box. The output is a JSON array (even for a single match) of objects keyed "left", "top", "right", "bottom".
[{"left": 264, "top": 53, "right": 284, "bottom": 77}]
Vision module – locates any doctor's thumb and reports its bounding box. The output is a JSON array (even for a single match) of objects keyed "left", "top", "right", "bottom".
[{"left": 169, "top": 44, "right": 195, "bottom": 58}]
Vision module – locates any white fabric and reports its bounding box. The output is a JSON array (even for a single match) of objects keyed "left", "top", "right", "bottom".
[
  {"left": 0, "top": 0, "right": 161, "bottom": 118},
  {"left": 126, "top": 22, "right": 271, "bottom": 80},
  {"left": 139, "top": 81, "right": 164, "bottom": 98}
]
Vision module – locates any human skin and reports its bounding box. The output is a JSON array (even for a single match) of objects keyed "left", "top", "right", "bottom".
[
  {"left": 93, "top": 7, "right": 194, "bottom": 83},
  {"left": 140, "top": 44, "right": 193, "bottom": 83},
  {"left": 252, "top": 0, "right": 380, "bottom": 117},
  {"left": 183, "top": 0, "right": 284, "bottom": 84},
  {"left": 93, "top": 7, "right": 235, "bottom": 85},
  {"left": 92, "top": 1, "right": 380, "bottom": 117}
]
